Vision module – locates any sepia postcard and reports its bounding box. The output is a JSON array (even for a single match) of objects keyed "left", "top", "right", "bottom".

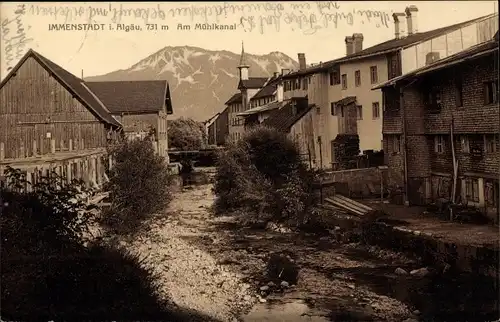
[{"left": 1, "top": 1, "right": 499, "bottom": 321}]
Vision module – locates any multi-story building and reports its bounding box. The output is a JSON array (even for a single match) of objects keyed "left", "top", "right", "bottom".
[
  {"left": 375, "top": 34, "right": 499, "bottom": 222},
  {"left": 205, "top": 107, "right": 228, "bottom": 146},
  {"left": 280, "top": 7, "right": 498, "bottom": 170},
  {"left": 227, "top": 44, "right": 268, "bottom": 142}
]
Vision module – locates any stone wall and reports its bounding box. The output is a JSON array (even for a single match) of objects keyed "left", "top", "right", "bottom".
[{"left": 316, "top": 167, "right": 388, "bottom": 200}]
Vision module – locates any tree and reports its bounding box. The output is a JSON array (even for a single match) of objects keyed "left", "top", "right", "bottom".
[
  {"left": 101, "top": 137, "right": 172, "bottom": 235},
  {"left": 168, "top": 117, "right": 207, "bottom": 151},
  {"left": 213, "top": 126, "right": 317, "bottom": 226}
]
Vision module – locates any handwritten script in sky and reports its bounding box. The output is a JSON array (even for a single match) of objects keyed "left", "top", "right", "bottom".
[
  {"left": 2, "top": 4, "right": 33, "bottom": 72},
  {"left": 27, "top": 2, "right": 391, "bottom": 35}
]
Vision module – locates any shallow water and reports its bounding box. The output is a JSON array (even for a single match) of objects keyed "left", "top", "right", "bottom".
[{"left": 243, "top": 299, "right": 329, "bottom": 322}]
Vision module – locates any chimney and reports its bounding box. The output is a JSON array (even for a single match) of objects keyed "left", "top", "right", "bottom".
[
  {"left": 392, "top": 12, "right": 406, "bottom": 39},
  {"left": 352, "top": 33, "right": 364, "bottom": 53},
  {"left": 425, "top": 52, "right": 440, "bottom": 65},
  {"left": 81, "top": 69, "right": 84, "bottom": 79},
  {"left": 345, "top": 36, "right": 354, "bottom": 55},
  {"left": 405, "top": 5, "right": 418, "bottom": 35},
  {"left": 273, "top": 71, "right": 279, "bottom": 78},
  {"left": 297, "top": 53, "right": 306, "bottom": 70}
]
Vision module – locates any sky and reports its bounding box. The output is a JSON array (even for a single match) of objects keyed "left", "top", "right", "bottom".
[{"left": 1, "top": 1, "right": 497, "bottom": 79}]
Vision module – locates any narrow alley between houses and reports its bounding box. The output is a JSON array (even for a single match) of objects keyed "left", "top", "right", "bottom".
[{"left": 118, "top": 183, "right": 498, "bottom": 322}]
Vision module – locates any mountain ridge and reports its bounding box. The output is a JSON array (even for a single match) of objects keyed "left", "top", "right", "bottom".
[{"left": 85, "top": 46, "right": 299, "bottom": 121}]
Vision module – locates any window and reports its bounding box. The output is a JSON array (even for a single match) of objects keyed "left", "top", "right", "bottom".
[
  {"left": 393, "top": 135, "right": 401, "bottom": 153},
  {"left": 424, "top": 87, "right": 442, "bottom": 113},
  {"left": 370, "top": 66, "right": 378, "bottom": 84},
  {"left": 316, "top": 106, "right": 321, "bottom": 114},
  {"left": 484, "top": 179, "right": 499, "bottom": 207},
  {"left": 355, "top": 70, "right": 361, "bottom": 87},
  {"left": 455, "top": 78, "right": 463, "bottom": 107},
  {"left": 331, "top": 102, "right": 336, "bottom": 115},
  {"left": 484, "top": 80, "right": 498, "bottom": 105},
  {"left": 484, "top": 134, "right": 498, "bottom": 153},
  {"left": 434, "top": 135, "right": 445, "bottom": 153},
  {"left": 329, "top": 72, "right": 340, "bottom": 85},
  {"left": 460, "top": 135, "right": 470, "bottom": 153},
  {"left": 356, "top": 105, "right": 363, "bottom": 120},
  {"left": 372, "top": 102, "right": 380, "bottom": 119},
  {"left": 341, "top": 74, "right": 347, "bottom": 89},
  {"left": 465, "top": 178, "right": 480, "bottom": 203}
]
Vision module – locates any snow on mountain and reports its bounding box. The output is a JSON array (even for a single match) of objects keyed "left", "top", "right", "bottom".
[{"left": 85, "top": 46, "right": 298, "bottom": 121}]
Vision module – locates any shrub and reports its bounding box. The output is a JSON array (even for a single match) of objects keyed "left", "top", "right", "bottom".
[
  {"left": 0, "top": 166, "right": 95, "bottom": 257},
  {"left": 168, "top": 117, "right": 207, "bottom": 151},
  {"left": 102, "top": 138, "right": 172, "bottom": 235},
  {"left": 0, "top": 167, "right": 215, "bottom": 321},
  {"left": 213, "top": 126, "right": 317, "bottom": 225}
]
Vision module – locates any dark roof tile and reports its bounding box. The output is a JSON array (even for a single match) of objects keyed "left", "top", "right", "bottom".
[
  {"left": 225, "top": 92, "right": 242, "bottom": 105},
  {"left": 251, "top": 83, "right": 277, "bottom": 100},
  {"left": 85, "top": 80, "right": 171, "bottom": 114},
  {"left": 239, "top": 77, "right": 268, "bottom": 89},
  {"left": 262, "top": 102, "right": 313, "bottom": 132}
]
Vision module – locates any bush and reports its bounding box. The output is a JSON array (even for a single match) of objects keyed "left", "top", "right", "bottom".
[
  {"left": 102, "top": 138, "right": 172, "bottom": 235},
  {"left": 0, "top": 166, "right": 95, "bottom": 257},
  {"left": 213, "top": 126, "right": 317, "bottom": 226},
  {"left": 168, "top": 117, "right": 207, "bottom": 151},
  {"left": 0, "top": 167, "right": 215, "bottom": 321}
]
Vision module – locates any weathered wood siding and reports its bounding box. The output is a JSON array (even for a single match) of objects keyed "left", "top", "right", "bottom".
[
  {"left": 112, "top": 113, "right": 158, "bottom": 135},
  {"left": 0, "top": 57, "right": 107, "bottom": 159}
]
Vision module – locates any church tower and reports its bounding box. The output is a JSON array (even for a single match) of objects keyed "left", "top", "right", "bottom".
[{"left": 237, "top": 41, "right": 250, "bottom": 81}]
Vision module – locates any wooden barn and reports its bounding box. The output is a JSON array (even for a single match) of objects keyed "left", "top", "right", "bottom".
[
  {"left": 85, "top": 80, "right": 173, "bottom": 159},
  {"left": 0, "top": 49, "right": 173, "bottom": 189}
]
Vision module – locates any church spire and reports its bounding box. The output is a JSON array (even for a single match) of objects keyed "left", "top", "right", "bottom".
[
  {"left": 237, "top": 41, "right": 250, "bottom": 81},
  {"left": 238, "top": 41, "right": 250, "bottom": 68}
]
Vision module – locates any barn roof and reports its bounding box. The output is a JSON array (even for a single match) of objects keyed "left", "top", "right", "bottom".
[
  {"left": 85, "top": 80, "right": 173, "bottom": 114},
  {"left": 0, "top": 49, "right": 121, "bottom": 127}
]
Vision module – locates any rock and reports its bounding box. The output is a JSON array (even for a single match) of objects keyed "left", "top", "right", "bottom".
[
  {"left": 259, "top": 297, "right": 267, "bottom": 303},
  {"left": 243, "top": 295, "right": 252, "bottom": 301},
  {"left": 395, "top": 267, "right": 409, "bottom": 275},
  {"left": 347, "top": 283, "right": 355, "bottom": 289},
  {"left": 260, "top": 285, "right": 270, "bottom": 291},
  {"left": 267, "top": 281, "right": 276, "bottom": 287},
  {"left": 402, "top": 318, "right": 419, "bottom": 322},
  {"left": 413, "top": 309, "right": 421, "bottom": 315},
  {"left": 410, "top": 267, "right": 430, "bottom": 277},
  {"left": 267, "top": 253, "right": 299, "bottom": 285},
  {"left": 280, "top": 281, "right": 290, "bottom": 288}
]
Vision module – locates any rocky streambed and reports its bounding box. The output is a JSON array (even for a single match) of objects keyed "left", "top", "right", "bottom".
[{"left": 111, "top": 184, "right": 498, "bottom": 322}]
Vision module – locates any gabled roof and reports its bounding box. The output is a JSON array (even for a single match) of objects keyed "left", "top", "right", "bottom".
[
  {"left": 373, "top": 39, "right": 499, "bottom": 89},
  {"left": 262, "top": 102, "right": 314, "bottom": 132},
  {"left": 283, "top": 13, "right": 496, "bottom": 79},
  {"left": 251, "top": 83, "right": 277, "bottom": 101},
  {"left": 237, "top": 100, "right": 285, "bottom": 117},
  {"left": 204, "top": 112, "right": 220, "bottom": 127},
  {"left": 0, "top": 49, "right": 121, "bottom": 127},
  {"left": 238, "top": 77, "right": 268, "bottom": 89},
  {"left": 85, "top": 80, "right": 173, "bottom": 114},
  {"left": 225, "top": 92, "right": 242, "bottom": 105}
]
